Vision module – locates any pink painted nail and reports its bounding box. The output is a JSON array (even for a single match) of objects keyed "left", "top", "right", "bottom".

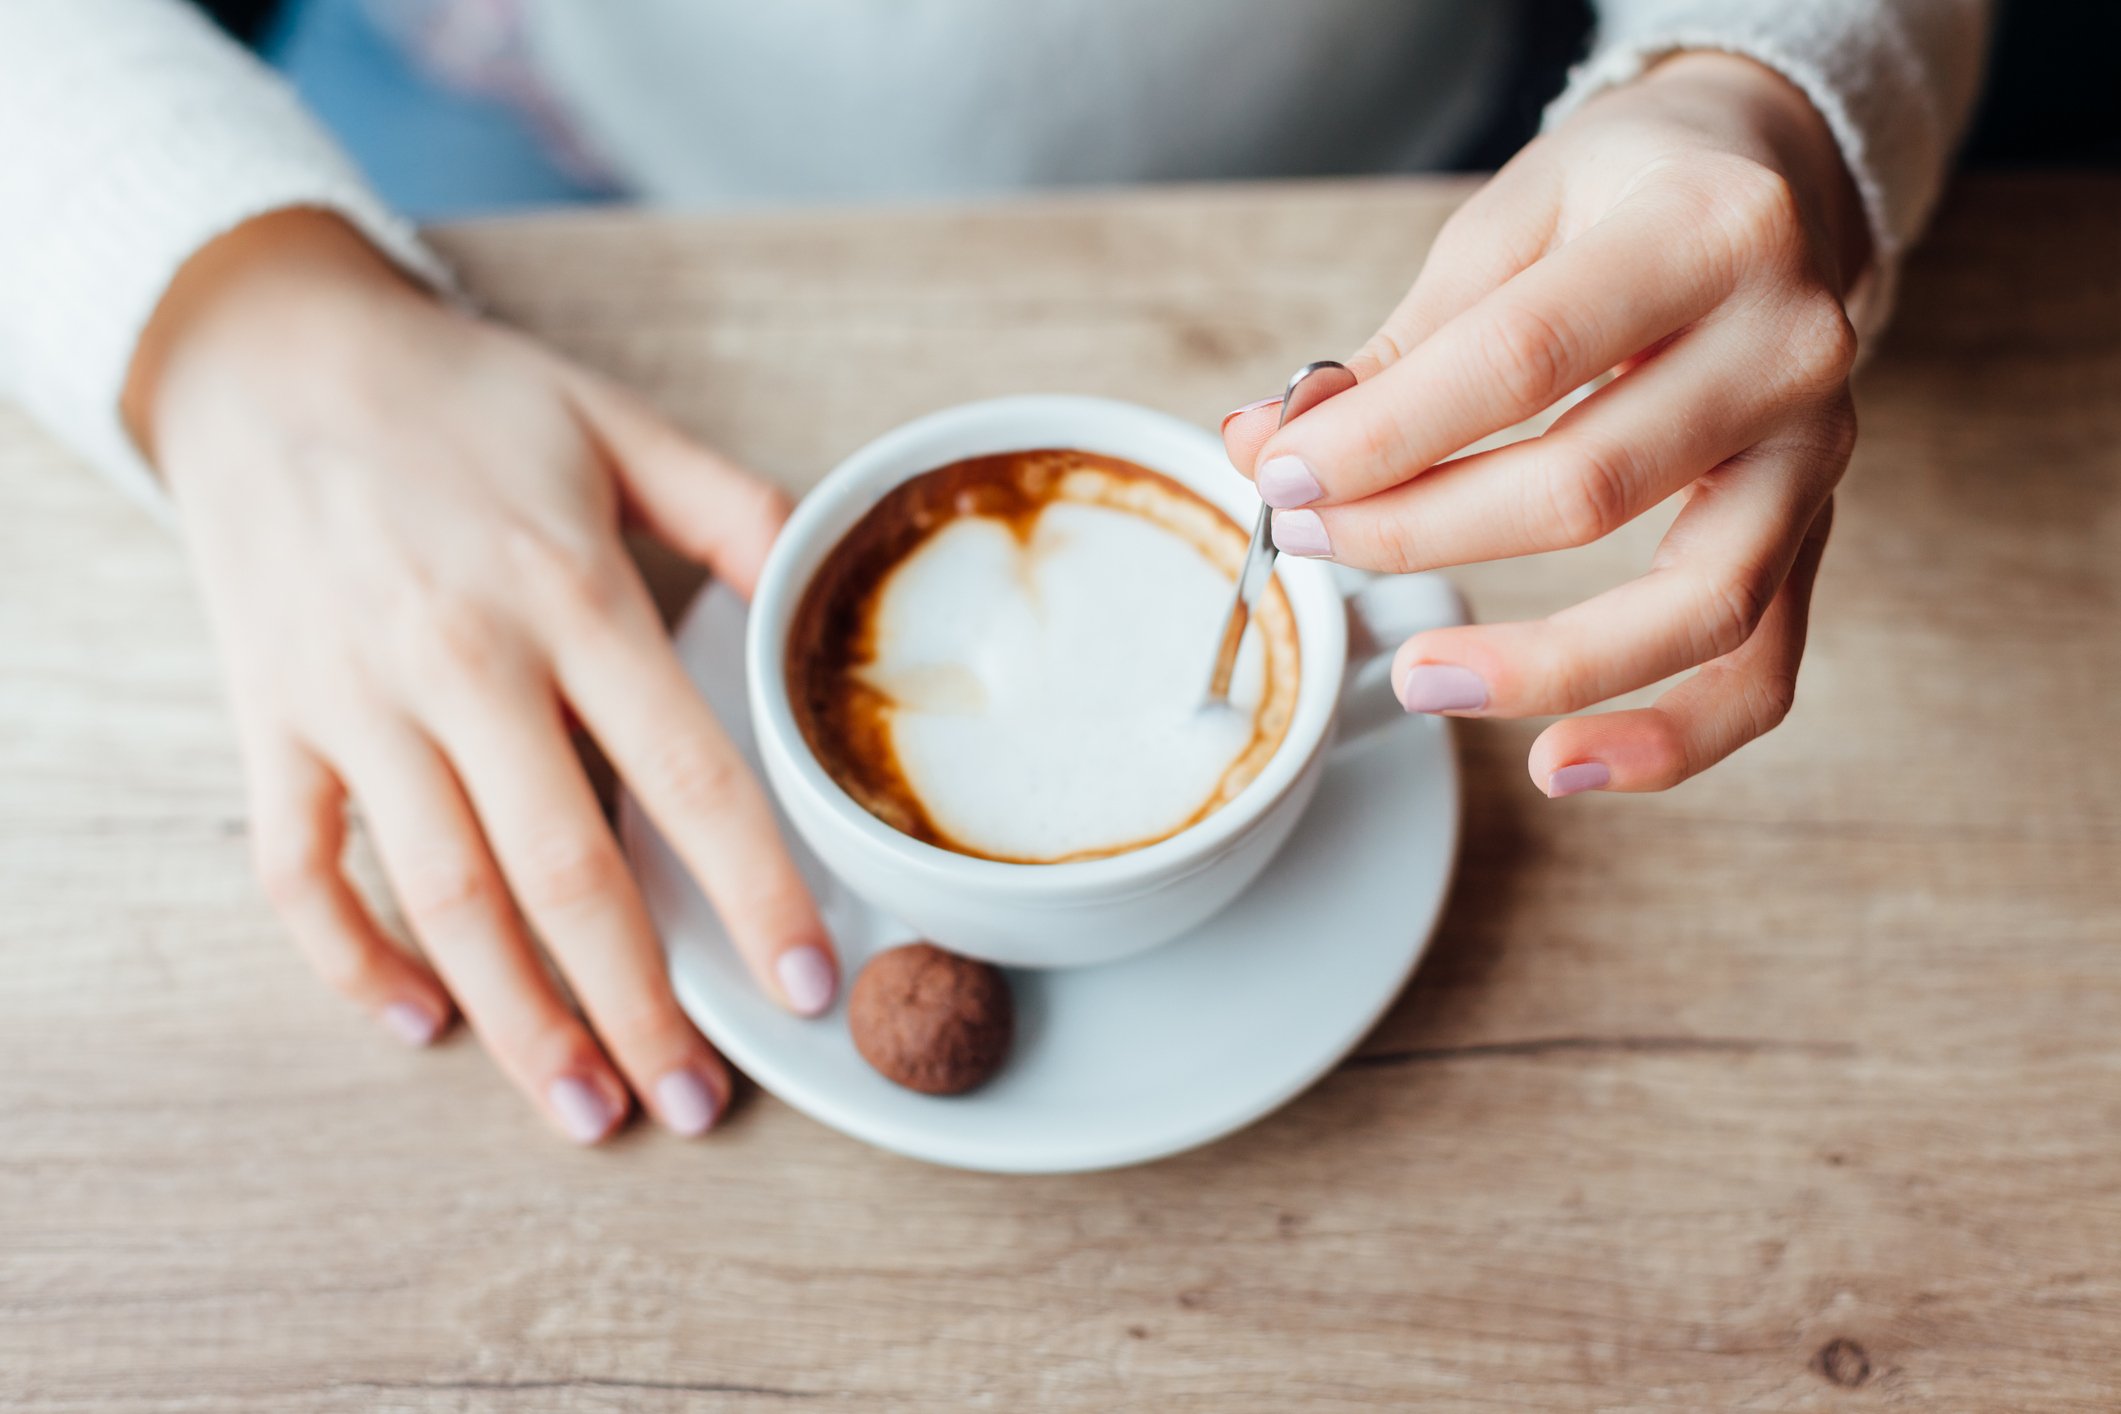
[
  {"left": 776, "top": 945, "right": 837, "bottom": 1016},
  {"left": 548, "top": 1075, "right": 618, "bottom": 1144},
  {"left": 1271, "top": 508, "right": 1331, "bottom": 557},
  {"left": 1220, "top": 396, "right": 1282, "bottom": 431},
  {"left": 654, "top": 1069, "right": 720, "bottom": 1137},
  {"left": 380, "top": 1001, "right": 440, "bottom": 1048},
  {"left": 1547, "top": 762, "right": 1612, "bottom": 798},
  {"left": 1257, "top": 455, "right": 1323, "bottom": 508},
  {"left": 1398, "top": 664, "right": 1489, "bottom": 714}
]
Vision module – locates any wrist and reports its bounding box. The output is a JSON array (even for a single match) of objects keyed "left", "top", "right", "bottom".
[
  {"left": 1606, "top": 51, "right": 1872, "bottom": 294},
  {"left": 121, "top": 209, "right": 431, "bottom": 468}
]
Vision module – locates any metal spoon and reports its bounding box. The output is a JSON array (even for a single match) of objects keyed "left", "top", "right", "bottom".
[{"left": 1204, "top": 359, "right": 1358, "bottom": 703}]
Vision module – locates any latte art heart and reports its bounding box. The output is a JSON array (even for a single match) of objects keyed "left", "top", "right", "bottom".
[{"left": 789, "top": 450, "right": 1300, "bottom": 863}]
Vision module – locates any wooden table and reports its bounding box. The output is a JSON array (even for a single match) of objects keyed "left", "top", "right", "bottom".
[{"left": 4, "top": 175, "right": 2118, "bottom": 1412}]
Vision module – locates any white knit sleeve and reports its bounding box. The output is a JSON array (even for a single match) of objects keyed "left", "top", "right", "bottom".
[
  {"left": 1549, "top": 0, "right": 1993, "bottom": 339},
  {"left": 0, "top": 0, "right": 452, "bottom": 516}
]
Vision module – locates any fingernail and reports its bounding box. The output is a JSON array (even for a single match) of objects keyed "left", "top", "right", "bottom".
[
  {"left": 380, "top": 1001, "right": 440, "bottom": 1048},
  {"left": 1220, "top": 396, "right": 1281, "bottom": 431},
  {"left": 1271, "top": 508, "right": 1331, "bottom": 557},
  {"left": 1398, "top": 664, "right": 1489, "bottom": 714},
  {"left": 1257, "top": 455, "right": 1324, "bottom": 508},
  {"left": 776, "top": 945, "right": 837, "bottom": 1017},
  {"left": 548, "top": 1075, "right": 618, "bottom": 1144},
  {"left": 654, "top": 1068, "right": 720, "bottom": 1137},
  {"left": 1546, "top": 762, "right": 1612, "bottom": 798}
]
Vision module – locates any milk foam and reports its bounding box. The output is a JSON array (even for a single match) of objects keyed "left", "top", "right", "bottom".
[{"left": 856, "top": 500, "right": 1275, "bottom": 862}]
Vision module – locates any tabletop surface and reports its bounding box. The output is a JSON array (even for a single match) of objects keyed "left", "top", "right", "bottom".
[{"left": 4, "top": 174, "right": 2118, "bottom": 1412}]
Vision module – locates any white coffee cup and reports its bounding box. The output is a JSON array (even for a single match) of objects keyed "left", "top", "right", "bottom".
[{"left": 747, "top": 395, "right": 1465, "bottom": 968}]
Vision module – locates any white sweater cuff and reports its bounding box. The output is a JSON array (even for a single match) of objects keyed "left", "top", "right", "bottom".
[{"left": 0, "top": 0, "right": 450, "bottom": 521}]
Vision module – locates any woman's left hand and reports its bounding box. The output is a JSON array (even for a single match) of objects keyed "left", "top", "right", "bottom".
[{"left": 1224, "top": 52, "right": 1869, "bottom": 798}]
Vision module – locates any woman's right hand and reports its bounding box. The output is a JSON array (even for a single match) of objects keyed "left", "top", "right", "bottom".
[{"left": 124, "top": 210, "right": 840, "bottom": 1143}]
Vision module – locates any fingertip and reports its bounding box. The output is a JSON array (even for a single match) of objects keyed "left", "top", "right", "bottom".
[
  {"left": 774, "top": 942, "right": 838, "bottom": 1018},
  {"left": 1394, "top": 661, "right": 1491, "bottom": 716},
  {"left": 379, "top": 998, "right": 447, "bottom": 1048},
  {"left": 548, "top": 1072, "right": 628, "bottom": 1145},
  {"left": 1220, "top": 396, "right": 1281, "bottom": 432},
  {"left": 653, "top": 1064, "right": 726, "bottom": 1138},
  {"left": 1269, "top": 507, "right": 1332, "bottom": 558},
  {"left": 1544, "top": 761, "right": 1612, "bottom": 799},
  {"left": 393, "top": 954, "right": 457, "bottom": 1022},
  {"left": 684, "top": 472, "right": 792, "bottom": 603},
  {"left": 1530, "top": 709, "right": 1687, "bottom": 795},
  {"left": 1221, "top": 400, "right": 1282, "bottom": 477},
  {"left": 1391, "top": 629, "right": 1501, "bottom": 715}
]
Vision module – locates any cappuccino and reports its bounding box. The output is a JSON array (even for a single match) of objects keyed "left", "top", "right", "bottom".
[{"left": 789, "top": 449, "right": 1299, "bottom": 863}]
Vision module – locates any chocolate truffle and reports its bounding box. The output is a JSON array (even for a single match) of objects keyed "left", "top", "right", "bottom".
[{"left": 849, "top": 943, "right": 1013, "bottom": 1095}]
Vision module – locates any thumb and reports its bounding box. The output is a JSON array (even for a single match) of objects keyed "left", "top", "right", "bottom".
[
  {"left": 1219, "top": 326, "right": 1408, "bottom": 475},
  {"left": 1221, "top": 187, "right": 1551, "bottom": 475},
  {"left": 1221, "top": 248, "right": 1518, "bottom": 478},
  {"left": 564, "top": 367, "right": 791, "bottom": 600}
]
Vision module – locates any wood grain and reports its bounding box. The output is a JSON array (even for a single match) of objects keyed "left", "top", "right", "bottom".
[{"left": 3, "top": 175, "right": 2118, "bottom": 1412}]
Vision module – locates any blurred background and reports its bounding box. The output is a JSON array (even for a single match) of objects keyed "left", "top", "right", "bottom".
[{"left": 195, "top": 0, "right": 2119, "bottom": 221}]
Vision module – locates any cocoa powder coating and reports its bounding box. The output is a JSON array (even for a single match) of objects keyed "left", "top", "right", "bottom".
[{"left": 848, "top": 943, "right": 1013, "bottom": 1095}]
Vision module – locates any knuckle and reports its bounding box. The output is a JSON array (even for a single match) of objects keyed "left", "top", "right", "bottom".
[
  {"left": 1350, "top": 515, "right": 1422, "bottom": 575},
  {"left": 414, "top": 592, "right": 512, "bottom": 690},
  {"left": 1478, "top": 304, "right": 1575, "bottom": 413},
  {"left": 1514, "top": 661, "right": 1578, "bottom": 717},
  {"left": 1639, "top": 709, "right": 1696, "bottom": 792},
  {"left": 1709, "top": 156, "right": 1807, "bottom": 263},
  {"left": 253, "top": 826, "right": 335, "bottom": 912},
  {"left": 394, "top": 854, "right": 500, "bottom": 932},
  {"left": 293, "top": 686, "right": 392, "bottom": 758},
  {"left": 508, "top": 520, "right": 630, "bottom": 621},
  {"left": 1785, "top": 297, "right": 1859, "bottom": 393},
  {"left": 1543, "top": 650, "right": 1609, "bottom": 715},
  {"left": 513, "top": 832, "right": 627, "bottom": 915},
  {"left": 1331, "top": 405, "right": 1410, "bottom": 489},
  {"left": 1745, "top": 668, "right": 1801, "bottom": 736},
  {"left": 1694, "top": 566, "right": 1779, "bottom": 661},
  {"left": 1347, "top": 329, "right": 1404, "bottom": 383},
  {"left": 1543, "top": 435, "right": 1636, "bottom": 547},
  {"left": 649, "top": 733, "right": 744, "bottom": 816},
  {"left": 1507, "top": 622, "right": 1609, "bottom": 713}
]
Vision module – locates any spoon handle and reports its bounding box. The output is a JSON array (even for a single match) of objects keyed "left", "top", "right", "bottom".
[{"left": 1204, "top": 360, "right": 1358, "bottom": 702}]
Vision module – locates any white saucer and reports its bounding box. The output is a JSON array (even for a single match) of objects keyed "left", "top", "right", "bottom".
[{"left": 619, "top": 583, "right": 1460, "bottom": 1173}]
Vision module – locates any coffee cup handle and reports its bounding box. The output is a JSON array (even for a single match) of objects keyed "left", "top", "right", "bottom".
[{"left": 1333, "top": 568, "right": 1471, "bottom": 745}]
